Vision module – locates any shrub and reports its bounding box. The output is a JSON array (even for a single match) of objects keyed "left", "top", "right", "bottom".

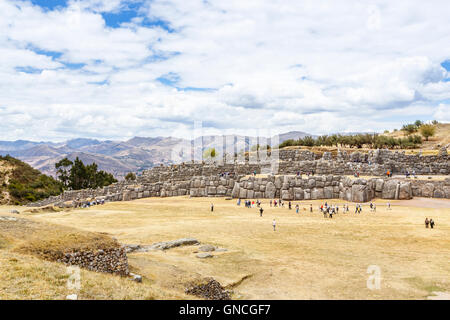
[{"left": 419, "top": 124, "right": 436, "bottom": 141}]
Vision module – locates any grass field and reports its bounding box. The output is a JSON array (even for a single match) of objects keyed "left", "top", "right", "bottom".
[{"left": 1, "top": 196, "right": 449, "bottom": 300}]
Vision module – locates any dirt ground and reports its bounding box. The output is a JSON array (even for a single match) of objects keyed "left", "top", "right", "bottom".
[{"left": 2, "top": 196, "right": 448, "bottom": 300}]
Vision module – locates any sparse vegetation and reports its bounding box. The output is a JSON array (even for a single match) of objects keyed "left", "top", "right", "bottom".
[
  {"left": 2, "top": 196, "right": 447, "bottom": 299},
  {"left": 0, "top": 155, "right": 62, "bottom": 205},
  {"left": 402, "top": 124, "right": 419, "bottom": 135},
  {"left": 279, "top": 133, "right": 422, "bottom": 149},
  {"left": 55, "top": 157, "right": 117, "bottom": 191},
  {"left": 419, "top": 124, "right": 436, "bottom": 141},
  {"left": 125, "top": 172, "right": 137, "bottom": 181},
  {"left": 203, "top": 148, "right": 217, "bottom": 161}
]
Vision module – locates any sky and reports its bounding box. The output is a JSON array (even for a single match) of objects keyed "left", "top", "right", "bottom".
[{"left": 0, "top": 0, "right": 449, "bottom": 142}]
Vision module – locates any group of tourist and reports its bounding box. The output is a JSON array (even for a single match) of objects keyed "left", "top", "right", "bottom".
[
  {"left": 219, "top": 172, "right": 233, "bottom": 178},
  {"left": 238, "top": 199, "right": 263, "bottom": 208},
  {"left": 405, "top": 170, "right": 417, "bottom": 178},
  {"left": 270, "top": 199, "right": 285, "bottom": 207},
  {"left": 228, "top": 196, "right": 437, "bottom": 231},
  {"left": 425, "top": 218, "right": 435, "bottom": 229},
  {"left": 80, "top": 198, "right": 105, "bottom": 208}
]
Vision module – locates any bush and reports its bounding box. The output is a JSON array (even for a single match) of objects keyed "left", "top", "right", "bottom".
[
  {"left": 1, "top": 155, "right": 63, "bottom": 204},
  {"left": 125, "top": 172, "right": 136, "bottom": 181},
  {"left": 402, "top": 124, "right": 418, "bottom": 135},
  {"left": 419, "top": 124, "right": 436, "bottom": 141}
]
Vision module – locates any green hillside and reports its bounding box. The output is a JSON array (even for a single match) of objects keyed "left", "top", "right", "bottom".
[{"left": 0, "top": 155, "right": 62, "bottom": 205}]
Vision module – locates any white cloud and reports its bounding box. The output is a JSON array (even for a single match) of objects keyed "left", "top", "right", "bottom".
[{"left": 0, "top": 0, "right": 449, "bottom": 141}]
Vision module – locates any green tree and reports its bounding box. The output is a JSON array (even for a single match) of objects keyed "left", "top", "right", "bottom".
[
  {"left": 55, "top": 158, "right": 73, "bottom": 188},
  {"left": 402, "top": 124, "right": 418, "bottom": 135},
  {"left": 69, "top": 157, "right": 88, "bottom": 190},
  {"left": 125, "top": 172, "right": 136, "bottom": 181},
  {"left": 419, "top": 124, "right": 436, "bottom": 141},
  {"left": 414, "top": 120, "right": 423, "bottom": 127},
  {"left": 203, "top": 148, "right": 217, "bottom": 161}
]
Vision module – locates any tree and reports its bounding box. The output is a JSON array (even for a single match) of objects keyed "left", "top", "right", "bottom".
[
  {"left": 56, "top": 157, "right": 117, "bottom": 190},
  {"left": 419, "top": 124, "right": 436, "bottom": 141},
  {"left": 203, "top": 148, "right": 217, "bottom": 161},
  {"left": 55, "top": 158, "right": 73, "bottom": 188},
  {"left": 402, "top": 124, "right": 418, "bottom": 135},
  {"left": 69, "top": 157, "right": 88, "bottom": 190},
  {"left": 125, "top": 172, "right": 136, "bottom": 181},
  {"left": 414, "top": 120, "right": 423, "bottom": 127}
]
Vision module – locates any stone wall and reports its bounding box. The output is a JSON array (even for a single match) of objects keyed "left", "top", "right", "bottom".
[
  {"left": 27, "top": 148, "right": 449, "bottom": 207},
  {"left": 56, "top": 248, "right": 129, "bottom": 276},
  {"left": 28, "top": 174, "right": 450, "bottom": 208}
]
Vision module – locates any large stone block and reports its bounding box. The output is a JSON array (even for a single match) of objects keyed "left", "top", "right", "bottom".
[
  {"left": 324, "top": 186, "right": 333, "bottom": 199},
  {"left": 303, "top": 189, "right": 310, "bottom": 200},
  {"left": 311, "top": 188, "right": 324, "bottom": 200},
  {"left": 281, "top": 190, "right": 293, "bottom": 200},
  {"left": 217, "top": 185, "right": 227, "bottom": 195},
  {"left": 444, "top": 186, "right": 450, "bottom": 199},
  {"left": 422, "top": 183, "right": 435, "bottom": 197},
  {"left": 351, "top": 184, "right": 368, "bottom": 202},
  {"left": 239, "top": 188, "right": 247, "bottom": 199},
  {"left": 265, "top": 182, "right": 276, "bottom": 199},
  {"left": 208, "top": 186, "right": 217, "bottom": 195},
  {"left": 231, "top": 182, "right": 240, "bottom": 198},
  {"left": 433, "top": 189, "right": 445, "bottom": 198},
  {"left": 382, "top": 180, "right": 398, "bottom": 199},
  {"left": 294, "top": 187, "right": 304, "bottom": 200},
  {"left": 398, "top": 182, "right": 412, "bottom": 200},
  {"left": 375, "top": 179, "right": 384, "bottom": 192},
  {"left": 274, "top": 176, "right": 283, "bottom": 189}
]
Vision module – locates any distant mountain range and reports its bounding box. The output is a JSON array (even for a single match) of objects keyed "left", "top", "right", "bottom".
[{"left": 0, "top": 131, "right": 315, "bottom": 179}]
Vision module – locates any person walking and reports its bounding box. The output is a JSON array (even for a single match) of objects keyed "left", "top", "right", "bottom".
[
  {"left": 211, "top": 203, "right": 214, "bottom": 212},
  {"left": 270, "top": 200, "right": 272, "bottom": 207},
  {"left": 260, "top": 207, "right": 264, "bottom": 217},
  {"left": 296, "top": 204, "right": 299, "bottom": 214},
  {"left": 310, "top": 204, "right": 313, "bottom": 213},
  {"left": 288, "top": 202, "right": 292, "bottom": 210},
  {"left": 430, "top": 219, "right": 435, "bottom": 229},
  {"left": 272, "top": 219, "right": 276, "bottom": 231},
  {"left": 425, "top": 218, "right": 429, "bottom": 228}
]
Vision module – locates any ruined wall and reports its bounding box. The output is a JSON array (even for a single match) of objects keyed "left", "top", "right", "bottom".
[
  {"left": 28, "top": 174, "right": 450, "bottom": 208},
  {"left": 57, "top": 248, "right": 129, "bottom": 276},
  {"left": 139, "top": 149, "right": 449, "bottom": 181},
  {"left": 27, "top": 149, "right": 449, "bottom": 207}
]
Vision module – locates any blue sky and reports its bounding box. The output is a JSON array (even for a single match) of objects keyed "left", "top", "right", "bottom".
[{"left": 0, "top": 0, "right": 449, "bottom": 141}]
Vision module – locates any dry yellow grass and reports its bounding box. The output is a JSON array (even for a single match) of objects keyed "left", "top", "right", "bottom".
[
  {"left": 281, "top": 123, "right": 449, "bottom": 155},
  {"left": 2, "top": 196, "right": 447, "bottom": 300},
  {"left": 385, "top": 123, "right": 450, "bottom": 151}
]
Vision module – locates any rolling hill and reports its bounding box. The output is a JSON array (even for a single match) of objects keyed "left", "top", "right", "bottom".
[
  {"left": 0, "top": 131, "right": 315, "bottom": 179},
  {"left": 0, "top": 155, "right": 62, "bottom": 205}
]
